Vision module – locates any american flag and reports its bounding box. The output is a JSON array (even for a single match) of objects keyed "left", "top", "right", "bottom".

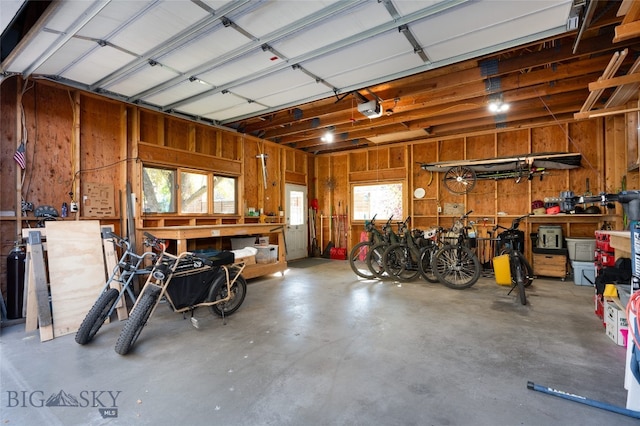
[{"left": 14, "top": 142, "right": 26, "bottom": 170}]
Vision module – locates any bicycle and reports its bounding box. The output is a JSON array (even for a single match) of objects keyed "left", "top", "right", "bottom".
[
  {"left": 419, "top": 226, "right": 444, "bottom": 283},
  {"left": 75, "top": 231, "right": 157, "bottom": 345},
  {"left": 114, "top": 232, "right": 247, "bottom": 355},
  {"left": 349, "top": 214, "right": 385, "bottom": 279},
  {"left": 431, "top": 210, "right": 482, "bottom": 289},
  {"left": 382, "top": 222, "right": 440, "bottom": 282},
  {"left": 490, "top": 214, "right": 534, "bottom": 305},
  {"left": 366, "top": 216, "right": 406, "bottom": 279}
]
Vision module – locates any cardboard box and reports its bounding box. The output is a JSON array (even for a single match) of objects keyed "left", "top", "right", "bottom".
[
  {"left": 605, "top": 321, "right": 628, "bottom": 346},
  {"left": 255, "top": 244, "right": 278, "bottom": 264},
  {"left": 605, "top": 298, "right": 628, "bottom": 328},
  {"left": 604, "top": 298, "right": 628, "bottom": 346},
  {"left": 257, "top": 236, "right": 269, "bottom": 246}
]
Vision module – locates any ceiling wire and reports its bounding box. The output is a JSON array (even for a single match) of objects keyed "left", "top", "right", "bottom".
[{"left": 536, "top": 93, "right": 596, "bottom": 173}]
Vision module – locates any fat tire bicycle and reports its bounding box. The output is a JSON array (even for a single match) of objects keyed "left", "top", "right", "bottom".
[
  {"left": 349, "top": 214, "right": 385, "bottom": 279},
  {"left": 382, "top": 224, "right": 440, "bottom": 282},
  {"left": 431, "top": 210, "right": 481, "bottom": 289},
  {"left": 490, "top": 214, "right": 534, "bottom": 305},
  {"left": 115, "top": 232, "right": 247, "bottom": 355},
  {"left": 366, "top": 217, "right": 407, "bottom": 279},
  {"left": 75, "top": 231, "right": 157, "bottom": 345}
]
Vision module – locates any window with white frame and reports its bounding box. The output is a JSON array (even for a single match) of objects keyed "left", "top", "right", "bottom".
[{"left": 352, "top": 182, "right": 403, "bottom": 221}]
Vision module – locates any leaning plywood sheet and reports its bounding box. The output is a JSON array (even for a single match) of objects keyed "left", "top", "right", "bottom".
[{"left": 45, "top": 221, "right": 106, "bottom": 337}]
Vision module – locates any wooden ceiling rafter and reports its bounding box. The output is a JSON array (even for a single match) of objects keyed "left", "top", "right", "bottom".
[
  {"left": 268, "top": 55, "right": 614, "bottom": 145},
  {"left": 224, "top": 11, "right": 635, "bottom": 154}
]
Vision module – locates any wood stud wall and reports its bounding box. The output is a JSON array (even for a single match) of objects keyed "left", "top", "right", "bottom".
[{"left": 1, "top": 77, "right": 639, "bottom": 298}]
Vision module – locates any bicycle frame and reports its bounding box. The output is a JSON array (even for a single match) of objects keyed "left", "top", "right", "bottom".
[
  {"left": 490, "top": 214, "right": 533, "bottom": 304},
  {"left": 136, "top": 249, "right": 247, "bottom": 318},
  {"left": 101, "top": 233, "right": 157, "bottom": 316},
  {"left": 114, "top": 232, "right": 248, "bottom": 355}
]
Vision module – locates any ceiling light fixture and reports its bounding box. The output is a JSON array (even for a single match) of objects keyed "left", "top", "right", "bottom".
[
  {"left": 321, "top": 131, "right": 334, "bottom": 143},
  {"left": 488, "top": 97, "right": 509, "bottom": 113}
]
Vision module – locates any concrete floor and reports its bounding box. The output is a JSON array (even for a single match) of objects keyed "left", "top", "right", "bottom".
[{"left": 0, "top": 258, "right": 636, "bottom": 425}]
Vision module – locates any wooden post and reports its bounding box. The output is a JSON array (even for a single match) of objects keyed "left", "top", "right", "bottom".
[{"left": 27, "top": 231, "right": 54, "bottom": 342}]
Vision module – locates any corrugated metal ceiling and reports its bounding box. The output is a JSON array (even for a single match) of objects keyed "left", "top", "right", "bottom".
[{"left": 1, "top": 0, "right": 576, "bottom": 129}]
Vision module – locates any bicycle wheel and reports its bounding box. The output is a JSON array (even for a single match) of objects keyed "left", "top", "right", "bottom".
[
  {"left": 349, "top": 241, "right": 375, "bottom": 279},
  {"left": 366, "top": 243, "right": 388, "bottom": 279},
  {"left": 512, "top": 254, "right": 527, "bottom": 305},
  {"left": 432, "top": 244, "right": 481, "bottom": 289},
  {"left": 75, "top": 288, "right": 119, "bottom": 345},
  {"left": 383, "top": 243, "right": 420, "bottom": 282},
  {"left": 419, "top": 244, "right": 439, "bottom": 283},
  {"left": 208, "top": 271, "right": 247, "bottom": 317},
  {"left": 115, "top": 286, "right": 160, "bottom": 355},
  {"left": 443, "top": 166, "right": 476, "bottom": 194}
]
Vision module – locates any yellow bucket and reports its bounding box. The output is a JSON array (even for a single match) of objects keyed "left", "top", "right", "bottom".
[{"left": 493, "top": 254, "right": 512, "bottom": 286}]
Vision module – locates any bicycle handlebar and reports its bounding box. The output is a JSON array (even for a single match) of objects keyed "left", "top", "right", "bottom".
[{"left": 143, "top": 231, "right": 166, "bottom": 250}]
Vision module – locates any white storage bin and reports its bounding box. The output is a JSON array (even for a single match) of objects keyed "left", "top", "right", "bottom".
[{"left": 566, "top": 237, "right": 595, "bottom": 261}]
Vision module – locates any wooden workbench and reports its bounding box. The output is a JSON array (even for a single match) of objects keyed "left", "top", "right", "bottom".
[{"left": 141, "top": 223, "right": 287, "bottom": 279}]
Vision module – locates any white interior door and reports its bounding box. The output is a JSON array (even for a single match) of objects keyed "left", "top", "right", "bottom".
[{"left": 285, "top": 184, "right": 308, "bottom": 260}]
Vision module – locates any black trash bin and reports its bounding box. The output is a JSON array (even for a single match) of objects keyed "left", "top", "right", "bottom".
[{"left": 6, "top": 245, "right": 26, "bottom": 320}]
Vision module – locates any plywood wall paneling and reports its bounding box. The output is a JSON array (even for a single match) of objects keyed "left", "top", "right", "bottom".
[
  {"left": 438, "top": 138, "right": 465, "bottom": 161},
  {"left": 195, "top": 125, "right": 218, "bottom": 156},
  {"left": 332, "top": 154, "right": 349, "bottom": 209},
  {"left": 349, "top": 151, "right": 367, "bottom": 172},
  {"left": 604, "top": 116, "right": 628, "bottom": 193},
  {"left": 532, "top": 125, "right": 570, "bottom": 198},
  {"left": 567, "top": 120, "right": 601, "bottom": 198},
  {"left": 389, "top": 146, "right": 405, "bottom": 168},
  {"left": 165, "top": 117, "right": 190, "bottom": 150},
  {"left": 316, "top": 156, "right": 332, "bottom": 216},
  {"left": 626, "top": 107, "right": 639, "bottom": 174},
  {"left": 497, "top": 130, "right": 528, "bottom": 156},
  {"left": 412, "top": 141, "right": 437, "bottom": 190},
  {"left": 466, "top": 134, "right": 495, "bottom": 159},
  {"left": 285, "top": 150, "right": 295, "bottom": 172},
  {"left": 263, "top": 142, "right": 281, "bottom": 214},
  {"left": 79, "top": 96, "right": 124, "bottom": 217},
  {"left": 532, "top": 125, "right": 567, "bottom": 153},
  {"left": 466, "top": 135, "right": 497, "bottom": 216},
  {"left": 221, "top": 132, "right": 240, "bottom": 160},
  {"left": 368, "top": 147, "right": 389, "bottom": 170},
  {"left": 243, "top": 142, "right": 260, "bottom": 215},
  {"left": 21, "top": 83, "right": 74, "bottom": 209},
  {"left": 294, "top": 151, "right": 308, "bottom": 175},
  {"left": 139, "top": 110, "right": 161, "bottom": 144}
]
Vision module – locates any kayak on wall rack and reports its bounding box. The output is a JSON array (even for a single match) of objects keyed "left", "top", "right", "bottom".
[{"left": 419, "top": 152, "right": 582, "bottom": 194}]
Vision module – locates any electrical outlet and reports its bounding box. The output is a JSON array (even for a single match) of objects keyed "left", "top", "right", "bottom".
[{"left": 437, "top": 206, "right": 442, "bottom": 213}]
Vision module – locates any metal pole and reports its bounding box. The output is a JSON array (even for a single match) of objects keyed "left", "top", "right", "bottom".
[{"left": 527, "top": 381, "right": 640, "bottom": 419}]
